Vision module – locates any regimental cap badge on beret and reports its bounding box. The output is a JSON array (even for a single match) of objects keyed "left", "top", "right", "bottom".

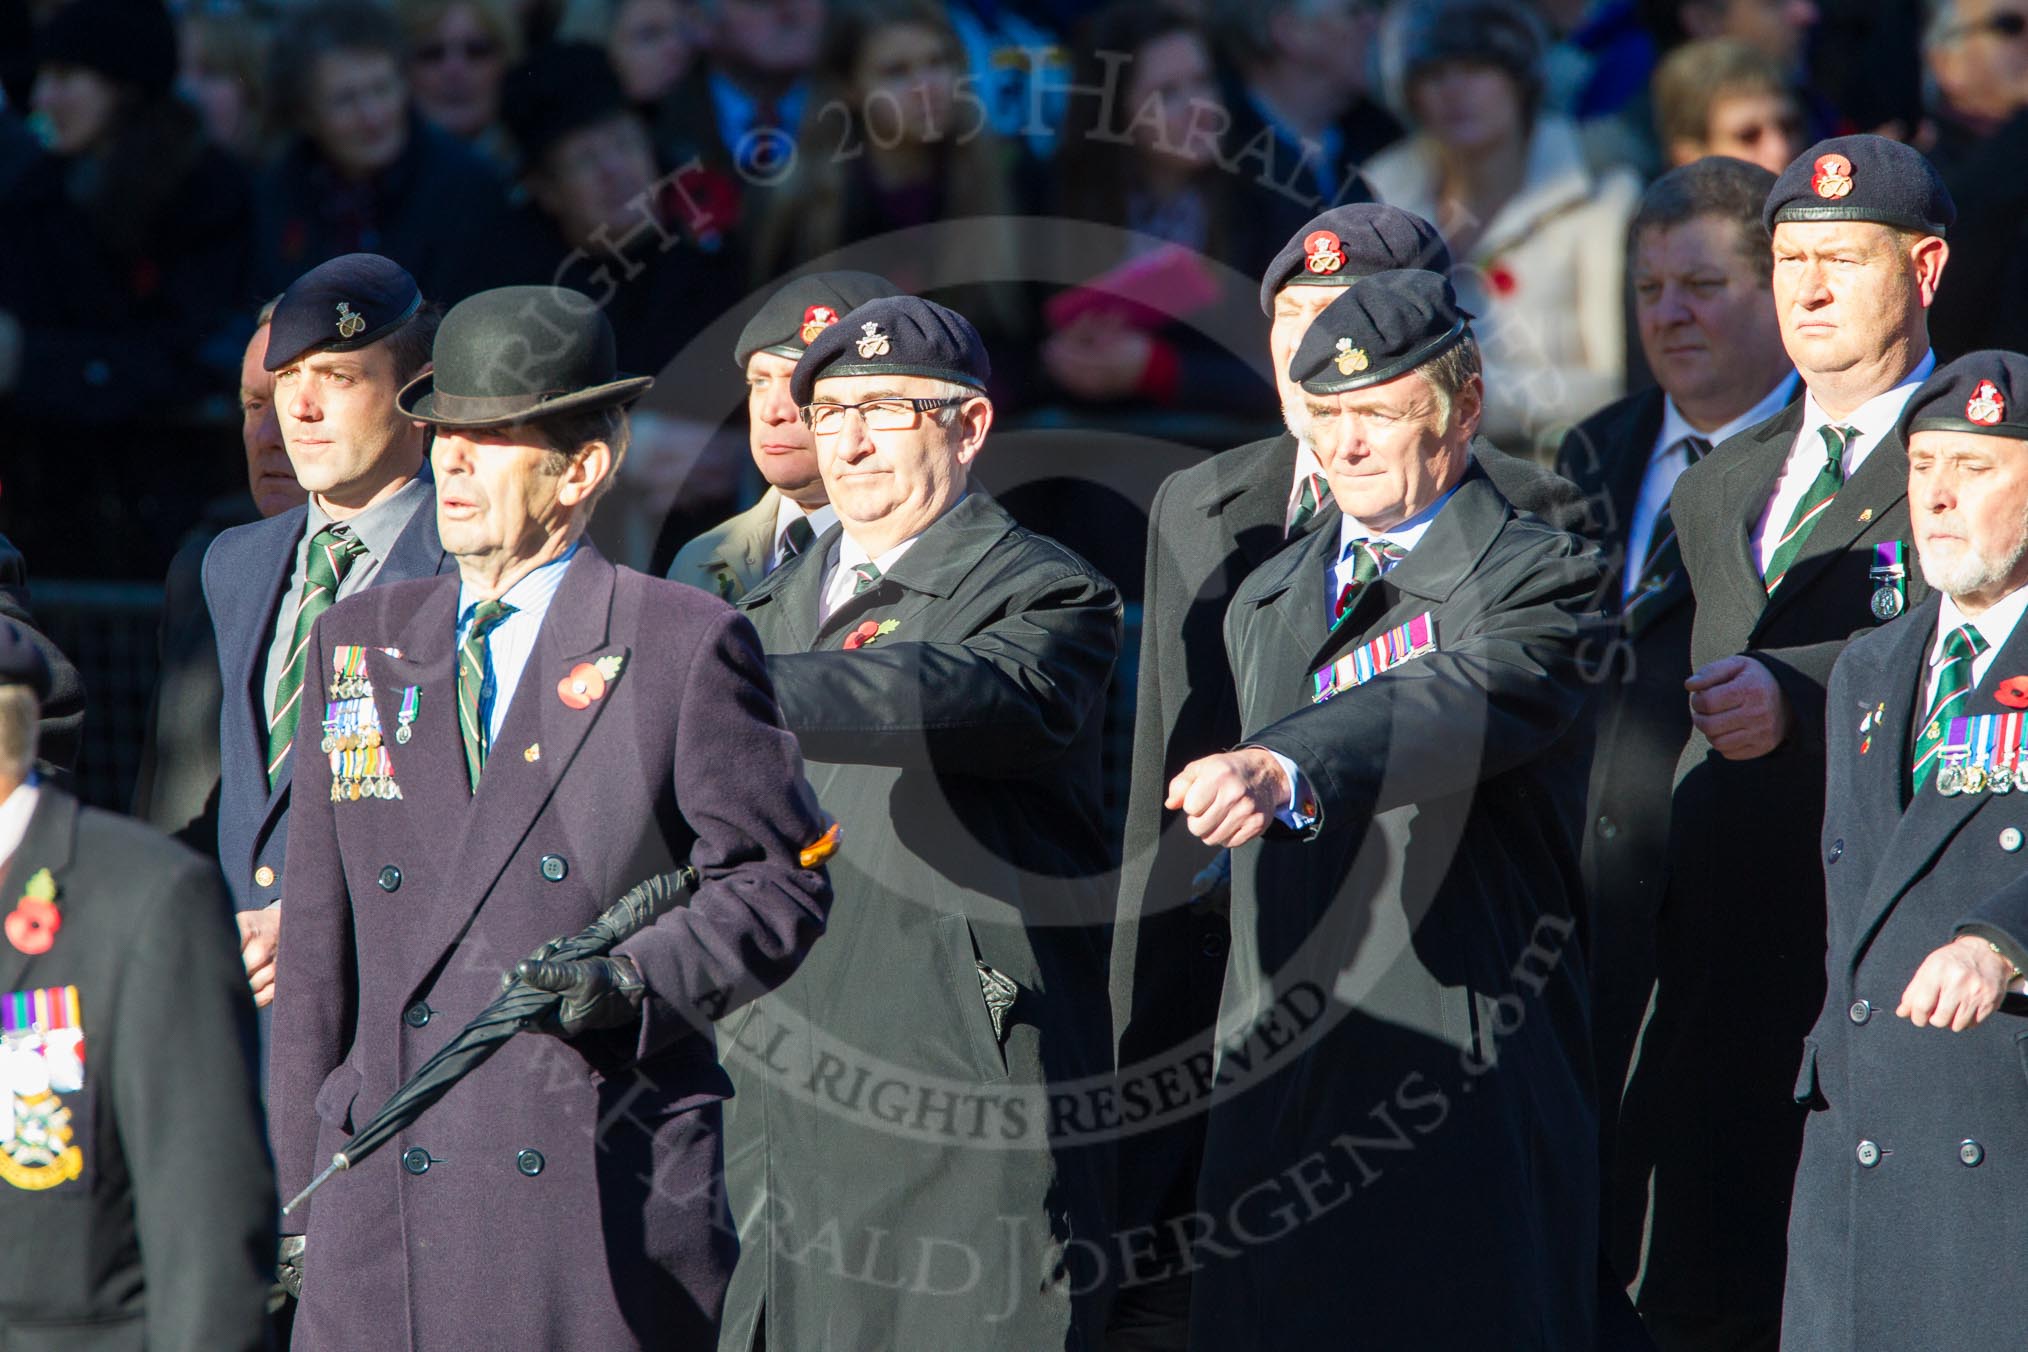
[
  {"left": 1305, "top": 230, "right": 1345, "bottom": 275},
  {"left": 336, "top": 302, "right": 366, "bottom": 339},
  {"left": 1335, "top": 337, "right": 1369, "bottom": 375},
  {"left": 1812, "top": 153, "right": 1854, "bottom": 200},
  {"left": 856, "top": 322, "right": 891, "bottom": 359},
  {"left": 801, "top": 304, "right": 840, "bottom": 343},
  {"left": 1968, "top": 379, "right": 2006, "bottom": 426}
]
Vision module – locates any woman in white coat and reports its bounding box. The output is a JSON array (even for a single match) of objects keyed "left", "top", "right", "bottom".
[{"left": 1365, "top": 0, "right": 1640, "bottom": 461}]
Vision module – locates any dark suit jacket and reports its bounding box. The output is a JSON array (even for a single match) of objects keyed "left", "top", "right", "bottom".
[
  {"left": 270, "top": 544, "right": 831, "bottom": 1352},
  {"left": 1108, "top": 433, "right": 1590, "bottom": 1261},
  {"left": 726, "top": 491, "right": 1121, "bottom": 1351},
  {"left": 202, "top": 497, "right": 450, "bottom": 913},
  {"left": 1188, "top": 469, "right": 1603, "bottom": 1349},
  {"left": 1554, "top": 390, "right": 1684, "bottom": 1102},
  {"left": 1621, "top": 396, "right": 1931, "bottom": 1320},
  {"left": 1786, "top": 596, "right": 2028, "bottom": 1350},
  {"left": 0, "top": 788, "right": 273, "bottom": 1351}
]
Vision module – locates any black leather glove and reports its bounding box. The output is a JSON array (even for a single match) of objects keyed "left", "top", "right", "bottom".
[
  {"left": 516, "top": 954, "right": 646, "bottom": 1037},
  {"left": 276, "top": 1234, "right": 306, "bottom": 1302}
]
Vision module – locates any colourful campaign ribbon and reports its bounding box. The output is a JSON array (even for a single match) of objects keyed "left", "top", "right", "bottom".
[
  {"left": 1311, "top": 613, "right": 1438, "bottom": 704},
  {"left": 2, "top": 985, "right": 80, "bottom": 1036}
]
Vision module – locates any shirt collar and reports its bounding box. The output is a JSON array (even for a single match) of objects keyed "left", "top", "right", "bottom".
[
  {"left": 306, "top": 472, "right": 432, "bottom": 563},
  {"left": 458, "top": 540, "right": 579, "bottom": 630},
  {"left": 1656, "top": 371, "right": 1801, "bottom": 460},
  {"left": 1935, "top": 582, "right": 2028, "bottom": 668},
  {"left": 772, "top": 494, "right": 837, "bottom": 548},
  {"left": 1291, "top": 438, "right": 1325, "bottom": 493},
  {"left": 1800, "top": 350, "right": 1936, "bottom": 451},
  {"left": 0, "top": 775, "right": 40, "bottom": 866},
  {"left": 1338, "top": 481, "right": 1461, "bottom": 557}
]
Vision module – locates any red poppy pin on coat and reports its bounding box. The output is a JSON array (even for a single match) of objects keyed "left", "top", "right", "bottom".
[
  {"left": 5, "top": 869, "right": 60, "bottom": 955},
  {"left": 843, "top": 619, "right": 900, "bottom": 651},
  {"left": 558, "top": 653, "right": 626, "bottom": 710},
  {"left": 1998, "top": 675, "right": 2028, "bottom": 709}
]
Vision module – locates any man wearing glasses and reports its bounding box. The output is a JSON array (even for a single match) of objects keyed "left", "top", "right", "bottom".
[{"left": 721, "top": 297, "right": 1122, "bottom": 1350}]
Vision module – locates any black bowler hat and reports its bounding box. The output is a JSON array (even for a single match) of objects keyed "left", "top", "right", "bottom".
[
  {"left": 266, "top": 254, "right": 423, "bottom": 371},
  {"left": 790, "top": 296, "right": 990, "bottom": 406},
  {"left": 397, "top": 286, "right": 653, "bottom": 427},
  {"left": 736, "top": 271, "right": 903, "bottom": 370},
  {"left": 501, "top": 43, "right": 631, "bottom": 171},
  {"left": 37, "top": 0, "right": 177, "bottom": 99},
  {"left": 1257, "top": 204, "right": 1453, "bottom": 316},
  {"left": 1290, "top": 270, "right": 1474, "bottom": 396},
  {"left": 1764, "top": 134, "right": 1956, "bottom": 237},
  {"left": 1902, "top": 351, "right": 2028, "bottom": 443},
  {"left": 0, "top": 621, "right": 51, "bottom": 703}
]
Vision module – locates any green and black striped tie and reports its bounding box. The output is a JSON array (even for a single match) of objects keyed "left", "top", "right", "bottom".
[
  {"left": 266, "top": 525, "right": 368, "bottom": 786},
  {"left": 1624, "top": 436, "right": 1709, "bottom": 636},
  {"left": 457, "top": 599, "right": 516, "bottom": 791},
  {"left": 1764, "top": 424, "right": 1854, "bottom": 593},
  {"left": 1912, "top": 623, "right": 1988, "bottom": 793}
]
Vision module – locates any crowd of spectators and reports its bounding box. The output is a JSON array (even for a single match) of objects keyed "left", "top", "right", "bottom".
[{"left": 0, "top": 0, "right": 2014, "bottom": 586}]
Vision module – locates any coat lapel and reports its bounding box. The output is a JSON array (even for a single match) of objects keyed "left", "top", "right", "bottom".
[
  {"left": 803, "top": 493, "right": 1019, "bottom": 650},
  {"left": 1758, "top": 427, "right": 1910, "bottom": 630},
  {"left": 400, "top": 549, "right": 625, "bottom": 995},
  {"left": 1237, "top": 514, "right": 1341, "bottom": 678},
  {"left": 738, "top": 524, "right": 827, "bottom": 653},
  {"left": 360, "top": 577, "right": 463, "bottom": 818},
  {"left": 1711, "top": 402, "right": 1804, "bottom": 625},
  {"left": 0, "top": 788, "right": 80, "bottom": 998},
  {"left": 1855, "top": 601, "right": 2028, "bottom": 946}
]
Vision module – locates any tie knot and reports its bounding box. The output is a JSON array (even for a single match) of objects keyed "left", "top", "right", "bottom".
[
  {"left": 307, "top": 525, "right": 368, "bottom": 585},
  {"left": 467, "top": 598, "right": 516, "bottom": 640},
  {"left": 851, "top": 561, "right": 883, "bottom": 595},
  {"left": 1818, "top": 423, "right": 1856, "bottom": 465},
  {"left": 1944, "top": 623, "right": 1988, "bottom": 662},
  {"left": 1679, "top": 435, "right": 1712, "bottom": 465}
]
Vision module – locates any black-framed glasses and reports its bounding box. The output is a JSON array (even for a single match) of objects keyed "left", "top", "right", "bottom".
[{"left": 801, "top": 396, "right": 969, "bottom": 434}]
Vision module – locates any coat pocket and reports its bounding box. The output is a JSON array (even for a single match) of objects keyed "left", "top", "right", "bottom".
[
  {"left": 1793, "top": 1037, "right": 1822, "bottom": 1107},
  {"left": 312, "top": 1062, "right": 362, "bottom": 1132},
  {"left": 935, "top": 913, "right": 1012, "bottom": 1084}
]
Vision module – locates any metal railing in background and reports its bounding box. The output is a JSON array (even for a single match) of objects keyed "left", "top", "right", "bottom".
[{"left": 26, "top": 584, "right": 1148, "bottom": 842}]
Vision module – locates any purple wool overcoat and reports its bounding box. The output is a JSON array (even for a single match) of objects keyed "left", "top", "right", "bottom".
[{"left": 269, "top": 543, "right": 833, "bottom": 1352}]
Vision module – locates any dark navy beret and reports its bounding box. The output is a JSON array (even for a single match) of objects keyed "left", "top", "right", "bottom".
[
  {"left": 1257, "top": 204, "right": 1453, "bottom": 316},
  {"left": 1902, "top": 351, "right": 2028, "bottom": 442},
  {"left": 1764, "top": 134, "right": 1956, "bottom": 237},
  {"left": 735, "top": 271, "right": 902, "bottom": 370},
  {"left": 790, "top": 296, "right": 989, "bottom": 406},
  {"left": 265, "top": 253, "right": 424, "bottom": 371},
  {"left": 1290, "top": 270, "right": 1474, "bottom": 396},
  {"left": 0, "top": 621, "right": 51, "bottom": 703}
]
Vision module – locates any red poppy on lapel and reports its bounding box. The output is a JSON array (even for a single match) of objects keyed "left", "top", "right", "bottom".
[
  {"left": 557, "top": 662, "right": 607, "bottom": 710},
  {"left": 843, "top": 618, "right": 899, "bottom": 651},
  {"left": 5, "top": 870, "right": 60, "bottom": 955},
  {"left": 1998, "top": 676, "right": 2028, "bottom": 709}
]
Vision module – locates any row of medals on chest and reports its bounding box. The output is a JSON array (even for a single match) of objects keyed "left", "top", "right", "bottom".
[{"left": 324, "top": 673, "right": 405, "bottom": 801}]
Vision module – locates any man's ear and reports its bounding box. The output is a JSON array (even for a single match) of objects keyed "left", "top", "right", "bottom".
[
  {"left": 1452, "top": 373, "right": 1485, "bottom": 440},
  {"left": 1911, "top": 235, "right": 1950, "bottom": 309},
  {"left": 558, "top": 440, "right": 614, "bottom": 507},
  {"left": 954, "top": 396, "right": 994, "bottom": 467}
]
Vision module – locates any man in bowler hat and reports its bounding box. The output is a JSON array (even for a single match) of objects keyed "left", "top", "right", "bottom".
[
  {"left": 1785, "top": 351, "right": 2028, "bottom": 1352},
  {"left": 268, "top": 286, "right": 834, "bottom": 1351}
]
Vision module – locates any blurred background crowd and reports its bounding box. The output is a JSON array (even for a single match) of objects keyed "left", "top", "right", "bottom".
[{"left": 3, "top": 0, "right": 2023, "bottom": 808}]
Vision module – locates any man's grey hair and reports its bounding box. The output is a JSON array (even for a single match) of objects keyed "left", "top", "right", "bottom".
[
  {"left": 915, "top": 378, "right": 987, "bottom": 427},
  {"left": 0, "top": 685, "right": 38, "bottom": 782},
  {"left": 1421, "top": 334, "right": 1483, "bottom": 430}
]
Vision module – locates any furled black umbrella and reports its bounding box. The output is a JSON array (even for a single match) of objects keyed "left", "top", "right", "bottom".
[{"left": 282, "top": 864, "right": 701, "bottom": 1216}]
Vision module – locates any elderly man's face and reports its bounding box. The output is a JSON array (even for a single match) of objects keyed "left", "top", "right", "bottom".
[
  {"left": 746, "top": 350, "right": 822, "bottom": 501},
  {"left": 1299, "top": 367, "right": 1480, "bottom": 531},
  {"left": 1910, "top": 426, "right": 2028, "bottom": 610},
  {"left": 432, "top": 425, "right": 607, "bottom": 580},
  {"left": 1271, "top": 286, "right": 1347, "bottom": 437},
  {"left": 272, "top": 340, "right": 417, "bottom": 509},
  {"left": 1771, "top": 221, "right": 1936, "bottom": 384},
  {"left": 1634, "top": 214, "right": 1788, "bottom": 416},
  {"left": 811, "top": 374, "right": 985, "bottom": 547},
  {"left": 241, "top": 326, "right": 305, "bottom": 518}
]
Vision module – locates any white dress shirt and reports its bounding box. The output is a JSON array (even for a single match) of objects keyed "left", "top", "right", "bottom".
[
  {"left": 769, "top": 497, "right": 837, "bottom": 574},
  {"left": 1323, "top": 487, "right": 1456, "bottom": 611},
  {"left": 1752, "top": 353, "right": 1935, "bottom": 576},
  {"left": 818, "top": 532, "right": 921, "bottom": 626},
  {"left": 1926, "top": 584, "right": 2028, "bottom": 711},
  {"left": 0, "top": 777, "right": 40, "bottom": 865},
  {"left": 1626, "top": 374, "right": 1799, "bottom": 599},
  {"left": 455, "top": 542, "right": 578, "bottom": 745}
]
